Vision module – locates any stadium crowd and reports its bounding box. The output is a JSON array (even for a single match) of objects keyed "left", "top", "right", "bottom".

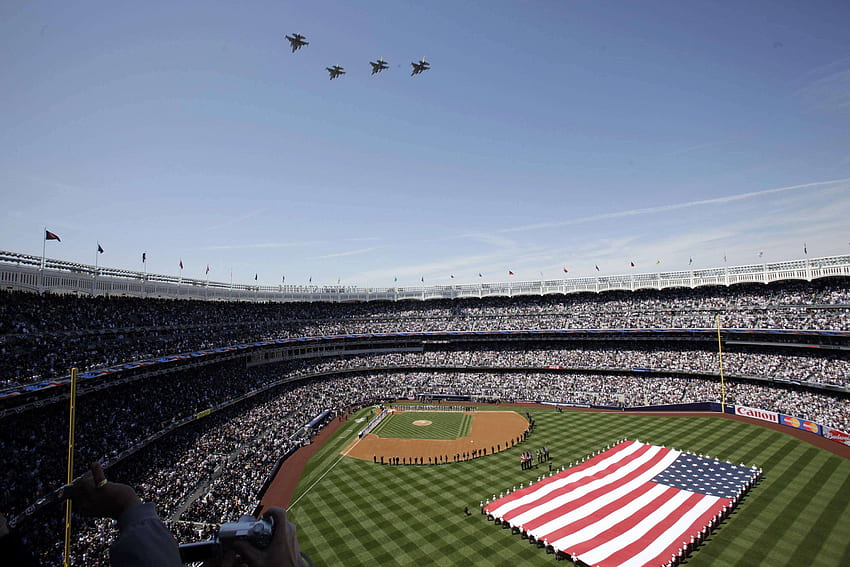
[
  {"left": 3, "top": 357, "right": 848, "bottom": 564},
  {"left": 1, "top": 280, "right": 849, "bottom": 387},
  {"left": 1, "top": 280, "right": 849, "bottom": 564},
  {"left": 293, "top": 347, "right": 850, "bottom": 387}
]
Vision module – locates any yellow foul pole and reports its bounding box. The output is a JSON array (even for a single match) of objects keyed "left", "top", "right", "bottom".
[
  {"left": 715, "top": 316, "right": 726, "bottom": 413},
  {"left": 63, "top": 367, "right": 78, "bottom": 567}
]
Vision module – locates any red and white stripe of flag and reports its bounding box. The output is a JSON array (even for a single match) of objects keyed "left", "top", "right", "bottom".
[{"left": 485, "top": 441, "right": 731, "bottom": 567}]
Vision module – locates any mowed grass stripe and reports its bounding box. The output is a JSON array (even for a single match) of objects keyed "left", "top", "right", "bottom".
[
  {"left": 741, "top": 448, "right": 830, "bottom": 565},
  {"left": 288, "top": 408, "right": 850, "bottom": 566},
  {"left": 296, "top": 458, "right": 539, "bottom": 564},
  {"left": 697, "top": 442, "right": 810, "bottom": 560},
  {"left": 458, "top": 413, "right": 472, "bottom": 438},
  {"left": 372, "top": 411, "right": 471, "bottom": 440},
  {"left": 788, "top": 460, "right": 850, "bottom": 565}
]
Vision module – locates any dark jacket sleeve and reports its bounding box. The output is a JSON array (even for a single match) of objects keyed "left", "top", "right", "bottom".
[
  {"left": 0, "top": 527, "right": 42, "bottom": 567},
  {"left": 110, "top": 503, "right": 183, "bottom": 567}
]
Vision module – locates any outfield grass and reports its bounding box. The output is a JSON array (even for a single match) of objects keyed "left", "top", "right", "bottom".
[
  {"left": 371, "top": 411, "right": 472, "bottom": 440},
  {"left": 288, "top": 408, "right": 850, "bottom": 566}
]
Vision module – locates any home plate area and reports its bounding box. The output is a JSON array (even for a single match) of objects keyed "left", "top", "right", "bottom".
[{"left": 483, "top": 440, "right": 762, "bottom": 567}]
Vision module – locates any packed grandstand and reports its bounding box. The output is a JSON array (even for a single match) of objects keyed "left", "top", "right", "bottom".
[{"left": 1, "top": 254, "right": 849, "bottom": 565}]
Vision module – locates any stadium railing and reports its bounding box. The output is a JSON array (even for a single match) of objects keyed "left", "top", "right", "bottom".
[{"left": 3, "top": 249, "right": 849, "bottom": 302}]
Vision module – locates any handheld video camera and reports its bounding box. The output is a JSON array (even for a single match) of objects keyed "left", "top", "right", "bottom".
[{"left": 178, "top": 514, "right": 274, "bottom": 564}]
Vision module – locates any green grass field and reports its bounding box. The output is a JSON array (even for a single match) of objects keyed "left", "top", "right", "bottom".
[
  {"left": 288, "top": 407, "right": 850, "bottom": 566},
  {"left": 371, "top": 411, "right": 472, "bottom": 440}
]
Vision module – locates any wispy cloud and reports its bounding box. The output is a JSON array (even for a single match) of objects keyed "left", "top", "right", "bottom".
[
  {"left": 659, "top": 141, "right": 722, "bottom": 158},
  {"left": 315, "top": 246, "right": 384, "bottom": 259},
  {"left": 204, "top": 236, "right": 383, "bottom": 252},
  {"left": 22, "top": 174, "right": 93, "bottom": 195},
  {"left": 204, "top": 209, "right": 265, "bottom": 232},
  {"left": 348, "top": 252, "right": 504, "bottom": 283},
  {"left": 205, "top": 241, "right": 314, "bottom": 250},
  {"left": 797, "top": 55, "right": 850, "bottom": 115},
  {"left": 459, "top": 231, "right": 520, "bottom": 250},
  {"left": 345, "top": 236, "right": 381, "bottom": 243},
  {"left": 494, "top": 177, "right": 850, "bottom": 234}
]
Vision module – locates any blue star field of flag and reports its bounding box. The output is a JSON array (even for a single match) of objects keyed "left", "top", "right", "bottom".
[{"left": 651, "top": 453, "right": 753, "bottom": 498}]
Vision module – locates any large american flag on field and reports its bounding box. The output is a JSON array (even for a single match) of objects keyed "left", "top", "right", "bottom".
[{"left": 485, "top": 440, "right": 757, "bottom": 567}]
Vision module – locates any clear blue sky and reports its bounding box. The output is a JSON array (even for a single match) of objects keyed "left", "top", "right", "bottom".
[{"left": 2, "top": 1, "right": 849, "bottom": 286}]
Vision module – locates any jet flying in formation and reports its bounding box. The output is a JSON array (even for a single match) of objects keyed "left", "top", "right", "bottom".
[
  {"left": 287, "top": 34, "right": 430, "bottom": 79},
  {"left": 326, "top": 65, "right": 345, "bottom": 80},
  {"left": 410, "top": 58, "right": 430, "bottom": 76},
  {"left": 286, "top": 33, "right": 309, "bottom": 52},
  {"left": 369, "top": 58, "right": 389, "bottom": 75}
]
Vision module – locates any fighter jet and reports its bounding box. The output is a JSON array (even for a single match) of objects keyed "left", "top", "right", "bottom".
[
  {"left": 370, "top": 58, "right": 389, "bottom": 75},
  {"left": 285, "top": 33, "right": 308, "bottom": 52},
  {"left": 410, "top": 58, "right": 430, "bottom": 76},
  {"left": 326, "top": 65, "right": 345, "bottom": 80}
]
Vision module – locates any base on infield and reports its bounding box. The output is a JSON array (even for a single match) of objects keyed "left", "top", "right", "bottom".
[{"left": 343, "top": 411, "right": 530, "bottom": 462}]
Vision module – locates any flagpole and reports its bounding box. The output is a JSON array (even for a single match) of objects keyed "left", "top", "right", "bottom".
[
  {"left": 41, "top": 226, "right": 47, "bottom": 291},
  {"left": 63, "top": 367, "right": 78, "bottom": 567},
  {"left": 93, "top": 245, "right": 98, "bottom": 296},
  {"left": 716, "top": 315, "right": 726, "bottom": 413}
]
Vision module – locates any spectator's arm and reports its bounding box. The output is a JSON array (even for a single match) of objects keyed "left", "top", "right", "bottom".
[{"left": 109, "top": 503, "right": 182, "bottom": 567}]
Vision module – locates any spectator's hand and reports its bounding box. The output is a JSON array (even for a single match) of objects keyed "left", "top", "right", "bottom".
[
  {"left": 227, "top": 508, "right": 302, "bottom": 567},
  {"left": 70, "top": 462, "right": 142, "bottom": 520}
]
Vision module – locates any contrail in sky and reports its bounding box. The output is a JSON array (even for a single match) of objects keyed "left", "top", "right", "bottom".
[{"left": 497, "top": 177, "right": 850, "bottom": 234}]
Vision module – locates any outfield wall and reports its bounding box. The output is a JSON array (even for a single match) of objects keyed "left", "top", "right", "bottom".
[
  {"left": 541, "top": 399, "right": 849, "bottom": 448},
  {"left": 622, "top": 401, "right": 850, "bottom": 448},
  {"left": 731, "top": 404, "right": 850, "bottom": 447}
]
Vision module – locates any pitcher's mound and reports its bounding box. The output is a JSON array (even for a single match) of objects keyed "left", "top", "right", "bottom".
[{"left": 413, "top": 420, "right": 432, "bottom": 426}]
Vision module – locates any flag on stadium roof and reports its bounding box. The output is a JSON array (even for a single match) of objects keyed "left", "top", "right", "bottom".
[
  {"left": 563, "top": 267, "right": 568, "bottom": 273},
  {"left": 479, "top": 272, "right": 483, "bottom": 277},
  {"left": 484, "top": 440, "right": 757, "bottom": 567},
  {"left": 509, "top": 270, "right": 515, "bottom": 275},
  {"left": 804, "top": 242, "right": 808, "bottom": 254},
  {"left": 689, "top": 258, "right": 693, "bottom": 265},
  {"left": 45, "top": 230, "right": 61, "bottom": 241},
  {"left": 656, "top": 260, "right": 661, "bottom": 264},
  {"left": 206, "top": 265, "right": 210, "bottom": 275},
  {"left": 595, "top": 265, "right": 600, "bottom": 271},
  {"left": 630, "top": 261, "right": 635, "bottom": 267},
  {"left": 179, "top": 259, "right": 183, "bottom": 270},
  {"left": 97, "top": 243, "right": 104, "bottom": 254},
  {"left": 142, "top": 252, "right": 147, "bottom": 263}
]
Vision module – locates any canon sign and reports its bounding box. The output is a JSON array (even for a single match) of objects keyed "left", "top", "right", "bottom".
[{"left": 735, "top": 405, "right": 779, "bottom": 423}]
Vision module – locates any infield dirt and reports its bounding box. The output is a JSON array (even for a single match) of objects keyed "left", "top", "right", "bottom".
[{"left": 344, "top": 411, "right": 529, "bottom": 462}]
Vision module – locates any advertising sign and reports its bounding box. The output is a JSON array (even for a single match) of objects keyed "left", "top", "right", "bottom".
[
  {"left": 823, "top": 427, "right": 850, "bottom": 447},
  {"left": 779, "top": 414, "right": 822, "bottom": 435},
  {"left": 735, "top": 405, "right": 778, "bottom": 423}
]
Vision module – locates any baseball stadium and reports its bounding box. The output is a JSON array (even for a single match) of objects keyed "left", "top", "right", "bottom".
[{"left": 1, "top": 253, "right": 849, "bottom": 566}]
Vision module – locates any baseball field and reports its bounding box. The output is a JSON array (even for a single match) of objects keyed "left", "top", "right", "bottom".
[{"left": 279, "top": 406, "right": 850, "bottom": 566}]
